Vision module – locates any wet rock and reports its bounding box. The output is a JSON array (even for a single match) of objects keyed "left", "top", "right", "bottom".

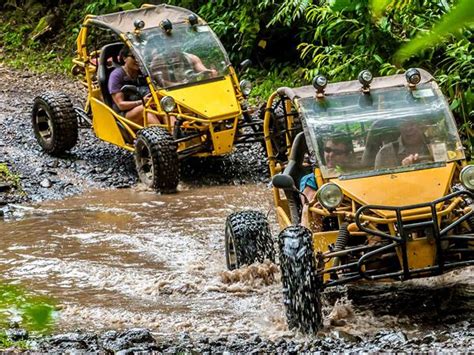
[
  {"left": 6, "top": 328, "right": 28, "bottom": 341},
  {"left": 376, "top": 331, "right": 408, "bottom": 348},
  {"left": 41, "top": 332, "right": 99, "bottom": 352},
  {"left": 100, "top": 328, "right": 157, "bottom": 352},
  {"left": 332, "top": 330, "right": 361, "bottom": 343},
  {"left": 0, "top": 182, "right": 12, "bottom": 192}
]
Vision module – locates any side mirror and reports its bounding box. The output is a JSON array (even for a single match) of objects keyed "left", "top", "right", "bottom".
[
  {"left": 272, "top": 174, "right": 296, "bottom": 190},
  {"left": 272, "top": 173, "right": 309, "bottom": 204},
  {"left": 239, "top": 59, "right": 252, "bottom": 73}
]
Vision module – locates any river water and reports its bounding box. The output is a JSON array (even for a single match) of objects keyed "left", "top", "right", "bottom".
[
  {"left": 0, "top": 184, "right": 291, "bottom": 336},
  {"left": 1, "top": 184, "right": 473, "bottom": 342}
]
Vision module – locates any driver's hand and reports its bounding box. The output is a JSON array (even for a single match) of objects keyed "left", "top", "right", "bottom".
[
  {"left": 402, "top": 153, "right": 419, "bottom": 166},
  {"left": 143, "top": 93, "right": 152, "bottom": 101}
]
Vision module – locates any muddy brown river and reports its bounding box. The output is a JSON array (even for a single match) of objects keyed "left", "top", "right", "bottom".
[
  {"left": 1, "top": 184, "right": 291, "bottom": 336},
  {"left": 1, "top": 184, "right": 473, "bottom": 344}
]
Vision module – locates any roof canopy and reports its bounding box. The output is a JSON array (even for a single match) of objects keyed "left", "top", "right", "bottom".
[
  {"left": 277, "top": 69, "right": 435, "bottom": 101},
  {"left": 88, "top": 4, "right": 204, "bottom": 34}
]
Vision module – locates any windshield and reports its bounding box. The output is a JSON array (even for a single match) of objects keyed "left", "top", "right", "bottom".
[
  {"left": 298, "top": 83, "right": 465, "bottom": 179},
  {"left": 127, "top": 24, "right": 231, "bottom": 89}
]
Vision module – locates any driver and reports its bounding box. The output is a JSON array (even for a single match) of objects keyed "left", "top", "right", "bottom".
[
  {"left": 374, "top": 118, "right": 432, "bottom": 169},
  {"left": 149, "top": 47, "right": 217, "bottom": 87}
]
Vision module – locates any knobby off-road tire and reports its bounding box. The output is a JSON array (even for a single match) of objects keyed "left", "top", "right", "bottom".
[
  {"left": 225, "top": 210, "right": 275, "bottom": 270},
  {"left": 32, "top": 92, "right": 78, "bottom": 155},
  {"left": 134, "top": 127, "right": 179, "bottom": 193},
  {"left": 278, "top": 225, "right": 322, "bottom": 333}
]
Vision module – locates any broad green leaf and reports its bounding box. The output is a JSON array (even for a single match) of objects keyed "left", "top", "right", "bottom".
[{"left": 394, "top": 0, "right": 474, "bottom": 63}]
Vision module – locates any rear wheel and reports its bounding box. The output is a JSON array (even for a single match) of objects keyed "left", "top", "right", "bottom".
[
  {"left": 134, "top": 127, "right": 179, "bottom": 193},
  {"left": 278, "top": 225, "right": 322, "bottom": 333},
  {"left": 32, "top": 92, "right": 78, "bottom": 155},
  {"left": 225, "top": 210, "right": 275, "bottom": 270}
]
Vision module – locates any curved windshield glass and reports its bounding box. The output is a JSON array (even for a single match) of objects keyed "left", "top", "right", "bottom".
[
  {"left": 298, "top": 83, "right": 465, "bottom": 179},
  {"left": 127, "top": 24, "right": 231, "bottom": 89}
]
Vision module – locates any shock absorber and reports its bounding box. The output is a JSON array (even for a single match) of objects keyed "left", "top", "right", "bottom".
[
  {"left": 330, "top": 222, "right": 350, "bottom": 279},
  {"left": 334, "top": 222, "right": 350, "bottom": 251}
]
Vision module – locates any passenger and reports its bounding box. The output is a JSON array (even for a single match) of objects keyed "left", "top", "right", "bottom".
[
  {"left": 149, "top": 48, "right": 217, "bottom": 87},
  {"left": 300, "top": 137, "right": 353, "bottom": 227},
  {"left": 108, "top": 47, "right": 160, "bottom": 125},
  {"left": 374, "top": 119, "right": 432, "bottom": 169}
]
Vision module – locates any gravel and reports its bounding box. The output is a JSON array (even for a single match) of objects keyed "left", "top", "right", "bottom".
[{"left": 0, "top": 64, "right": 268, "bottom": 210}]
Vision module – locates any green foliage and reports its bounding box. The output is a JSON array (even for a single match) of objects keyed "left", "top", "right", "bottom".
[
  {"left": 85, "top": 0, "right": 139, "bottom": 15},
  {"left": 0, "top": 283, "right": 56, "bottom": 332},
  {"left": 0, "top": 331, "right": 29, "bottom": 350},
  {"left": 394, "top": 0, "right": 474, "bottom": 62},
  {"left": 247, "top": 66, "right": 305, "bottom": 105},
  {"left": 0, "top": 164, "right": 21, "bottom": 190}
]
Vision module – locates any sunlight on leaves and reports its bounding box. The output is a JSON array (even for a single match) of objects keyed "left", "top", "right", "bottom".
[{"left": 393, "top": 0, "right": 474, "bottom": 62}]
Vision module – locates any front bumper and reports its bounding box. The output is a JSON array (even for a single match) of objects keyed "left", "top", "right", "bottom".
[{"left": 321, "top": 190, "right": 474, "bottom": 287}]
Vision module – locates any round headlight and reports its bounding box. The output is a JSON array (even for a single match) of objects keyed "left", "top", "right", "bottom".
[
  {"left": 405, "top": 68, "right": 421, "bottom": 86},
  {"left": 460, "top": 165, "right": 474, "bottom": 191},
  {"left": 317, "top": 183, "right": 344, "bottom": 210},
  {"left": 240, "top": 80, "right": 252, "bottom": 96},
  {"left": 160, "top": 96, "right": 175, "bottom": 113},
  {"left": 312, "top": 75, "right": 328, "bottom": 91},
  {"left": 358, "top": 70, "right": 373, "bottom": 87}
]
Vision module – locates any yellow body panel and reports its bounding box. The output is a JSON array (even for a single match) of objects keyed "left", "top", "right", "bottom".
[
  {"left": 211, "top": 129, "right": 235, "bottom": 155},
  {"left": 334, "top": 163, "right": 456, "bottom": 217},
  {"left": 91, "top": 99, "right": 127, "bottom": 148},
  {"left": 399, "top": 238, "right": 437, "bottom": 270},
  {"left": 166, "top": 77, "right": 240, "bottom": 119},
  {"left": 313, "top": 231, "right": 338, "bottom": 254}
]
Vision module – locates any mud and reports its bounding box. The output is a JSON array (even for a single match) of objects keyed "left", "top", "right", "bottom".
[{"left": 0, "top": 65, "right": 473, "bottom": 352}]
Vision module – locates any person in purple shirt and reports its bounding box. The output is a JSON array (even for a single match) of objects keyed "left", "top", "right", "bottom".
[{"left": 108, "top": 46, "right": 160, "bottom": 125}]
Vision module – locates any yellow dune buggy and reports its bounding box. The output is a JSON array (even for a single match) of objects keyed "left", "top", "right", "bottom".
[
  {"left": 225, "top": 68, "right": 474, "bottom": 333},
  {"left": 32, "top": 4, "right": 259, "bottom": 192}
]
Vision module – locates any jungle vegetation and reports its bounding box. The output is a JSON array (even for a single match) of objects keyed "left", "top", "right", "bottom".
[{"left": 0, "top": 0, "right": 472, "bottom": 152}]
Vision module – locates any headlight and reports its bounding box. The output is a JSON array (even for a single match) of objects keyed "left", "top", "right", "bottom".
[
  {"left": 405, "top": 68, "right": 421, "bottom": 86},
  {"left": 460, "top": 165, "right": 474, "bottom": 190},
  {"left": 358, "top": 70, "right": 373, "bottom": 87},
  {"left": 239, "top": 80, "right": 252, "bottom": 96},
  {"left": 160, "top": 96, "right": 175, "bottom": 113},
  {"left": 317, "top": 183, "right": 343, "bottom": 210}
]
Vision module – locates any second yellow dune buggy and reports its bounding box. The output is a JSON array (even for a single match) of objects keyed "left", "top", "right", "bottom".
[
  {"left": 225, "top": 68, "right": 474, "bottom": 333},
  {"left": 31, "top": 4, "right": 261, "bottom": 192}
]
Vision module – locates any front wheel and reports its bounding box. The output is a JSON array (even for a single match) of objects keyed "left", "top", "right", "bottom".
[
  {"left": 32, "top": 92, "right": 78, "bottom": 155},
  {"left": 134, "top": 127, "right": 179, "bottom": 193},
  {"left": 278, "top": 225, "right": 322, "bottom": 333},
  {"left": 225, "top": 210, "right": 275, "bottom": 270}
]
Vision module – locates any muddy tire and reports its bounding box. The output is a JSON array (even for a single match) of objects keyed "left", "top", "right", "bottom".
[
  {"left": 225, "top": 210, "right": 275, "bottom": 270},
  {"left": 32, "top": 92, "right": 78, "bottom": 155},
  {"left": 134, "top": 127, "right": 179, "bottom": 193},
  {"left": 278, "top": 225, "right": 322, "bottom": 333}
]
